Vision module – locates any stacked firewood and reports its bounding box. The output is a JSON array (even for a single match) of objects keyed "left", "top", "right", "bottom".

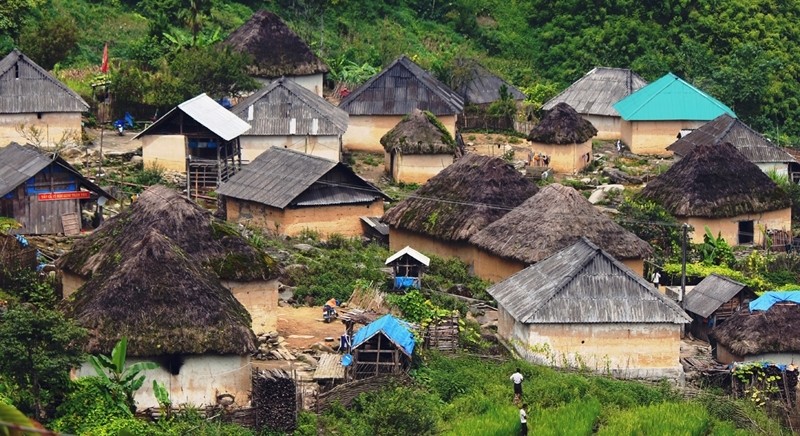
[{"left": 252, "top": 369, "right": 297, "bottom": 432}]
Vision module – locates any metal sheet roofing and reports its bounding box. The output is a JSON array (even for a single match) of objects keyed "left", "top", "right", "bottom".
[
  {"left": 613, "top": 72, "right": 736, "bottom": 121},
  {"left": 0, "top": 49, "right": 89, "bottom": 113},
  {"left": 666, "top": 114, "right": 796, "bottom": 164},
  {"left": 232, "top": 77, "right": 348, "bottom": 136},
  {"left": 216, "top": 147, "right": 387, "bottom": 208},
  {"left": 338, "top": 56, "right": 464, "bottom": 116},
  {"left": 543, "top": 67, "right": 647, "bottom": 116},
  {"left": 683, "top": 274, "right": 749, "bottom": 318},
  {"left": 385, "top": 246, "right": 430, "bottom": 266},
  {"left": 352, "top": 314, "right": 415, "bottom": 356},
  {"left": 134, "top": 93, "right": 251, "bottom": 140},
  {"left": 488, "top": 238, "right": 689, "bottom": 324}
]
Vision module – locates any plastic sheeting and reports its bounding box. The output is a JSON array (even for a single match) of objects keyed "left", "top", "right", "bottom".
[
  {"left": 749, "top": 291, "right": 800, "bottom": 312},
  {"left": 352, "top": 314, "right": 415, "bottom": 357}
]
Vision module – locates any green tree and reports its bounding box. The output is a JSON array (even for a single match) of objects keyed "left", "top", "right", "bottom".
[
  {"left": 89, "top": 337, "right": 158, "bottom": 413},
  {"left": 616, "top": 195, "right": 682, "bottom": 260},
  {"left": 18, "top": 14, "right": 79, "bottom": 69},
  {"left": 0, "top": 0, "right": 44, "bottom": 41}
]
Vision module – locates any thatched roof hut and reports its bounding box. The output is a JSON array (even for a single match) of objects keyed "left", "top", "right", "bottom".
[
  {"left": 710, "top": 304, "right": 800, "bottom": 357},
  {"left": 222, "top": 10, "right": 328, "bottom": 78},
  {"left": 64, "top": 229, "right": 257, "bottom": 356},
  {"left": 381, "top": 154, "right": 538, "bottom": 241},
  {"left": 470, "top": 184, "right": 653, "bottom": 263},
  {"left": 640, "top": 142, "right": 790, "bottom": 218},
  {"left": 528, "top": 102, "right": 597, "bottom": 144},
  {"left": 380, "top": 109, "right": 456, "bottom": 155},
  {"left": 57, "top": 185, "right": 277, "bottom": 282}
]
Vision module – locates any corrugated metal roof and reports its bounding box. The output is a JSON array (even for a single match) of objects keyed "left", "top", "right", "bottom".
[
  {"left": 543, "top": 67, "right": 647, "bottom": 116},
  {"left": 134, "top": 94, "right": 251, "bottom": 140},
  {"left": 232, "top": 77, "right": 348, "bottom": 136},
  {"left": 385, "top": 246, "right": 430, "bottom": 266},
  {"left": 683, "top": 274, "right": 749, "bottom": 318},
  {"left": 455, "top": 60, "right": 526, "bottom": 105},
  {"left": 338, "top": 56, "right": 464, "bottom": 116},
  {"left": 613, "top": 72, "right": 736, "bottom": 121},
  {"left": 0, "top": 49, "right": 89, "bottom": 113},
  {"left": 216, "top": 147, "right": 387, "bottom": 208},
  {"left": 488, "top": 238, "right": 690, "bottom": 324},
  {"left": 666, "top": 114, "right": 796, "bottom": 164},
  {"left": 352, "top": 314, "right": 415, "bottom": 356}
]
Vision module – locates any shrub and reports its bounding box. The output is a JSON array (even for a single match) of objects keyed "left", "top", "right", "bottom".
[{"left": 51, "top": 377, "right": 132, "bottom": 434}]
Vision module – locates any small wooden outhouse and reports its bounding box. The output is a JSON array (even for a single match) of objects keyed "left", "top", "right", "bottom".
[
  {"left": 349, "top": 314, "right": 415, "bottom": 380},
  {"left": 682, "top": 273, "right": 756, "bottom": 342},
  {"left": 385, "top": 246, "right": 430, "bottom": 290}
]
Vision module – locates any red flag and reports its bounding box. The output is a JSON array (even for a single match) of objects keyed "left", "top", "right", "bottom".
[{"left": 100, "top": 43, "right": 109, "bottom": 74}]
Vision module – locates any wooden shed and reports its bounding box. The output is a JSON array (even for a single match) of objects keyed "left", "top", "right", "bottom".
[
  {"left": 527, "top": 102, "right": 597, "bottom": 174},
  {"left": 385, "top": 246, "right": 430, "bottom": 290},
  {"left": 380, "top": 109, "right": 456, "bottom": 184},
  {"left": 348, "top": 314, "right": 415, "bottom": 380},
  {"left": 338, "top": 56, "right": 463, "bottom": 153},
  {"left": 488, "top": 237, "right": 690, "bottom": 381},
  {"left": 0, "top": 143, "right": 112, "bottom": 235},
  {"left": 682, "top": 274, "right": 756, "bottom": 342}
]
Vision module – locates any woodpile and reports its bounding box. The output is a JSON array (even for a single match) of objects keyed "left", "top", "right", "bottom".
[
  {"left": 425, "top": 314, "right": 459, "bottom": 352},
  {"left": 254, "top": 331, "right": 297, "bottom": 360},
  {"left": 252, "top": 369, "right": 297, "bottom": 432}
]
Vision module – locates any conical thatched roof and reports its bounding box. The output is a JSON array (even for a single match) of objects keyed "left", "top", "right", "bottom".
[
  {"left": 57, "top": 185, "right": 277, "bottom": 282},
  {"left": 641, "top": 142, "right": 791, "bottom": 218},
  {"left": 380, "top": 109, "right": 456, "bottom": 155},
  {"left": 470, "top": 184, "right": 652, "bottom": 263},
  {"left": 528, "top": 102, "right": 597, "bottom": 144},
  {"left": 381, "top": 154, "right": 538, "bottom": 241},
  {"left": 64, "top": 229, "right": 256, "bottom": 356},
  {"left": 223, "top": 10, "right": 328, "bottom": 77},
  {"left": 710, "top": 304, "right": 800, "bottom": 356}
]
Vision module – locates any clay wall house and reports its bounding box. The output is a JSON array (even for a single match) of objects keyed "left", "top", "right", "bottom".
[
  {"left": 56, "top": 185, "right": 280, "bottom": 335},
  {"left": 543, "top": 67, "right": 647, "bottom": 140},
  {"left": 338, "top": 56, "right": 463, "bottom": 153},
  {"left": 489, "top": 237, "right": 690, "bottom": 381},
  {"left": 381, "top": 153, "right": 538, "bottom": 267},
  {"left": 469, "top": 184, "right": 652, "bottom": 282},
  {"left": 452, "top": 58, "right": 526, "bottom": 131},
  {"left": 0, "top": 143, "right": 113, "bottom": 235},
  {"left": 641, "top": 142, "right": 791, "bottom": 245},
  {"left": 682, "top": 274, "right": 756, "bottom": 342},
  {"left": 380, "top": 109, "right": 456, "bottom": 184},
  {"left": 223, "top": 10, "right": 328, "bottom": 96},
  {"left": 217, "top": 147, "right": 389, "bottom": 238},
  {"left": 0, "top": 49, "right": 88, "bottom": 148},
  {"left": 613, "top": 72, "right": 736, "bottom": 155},
  {"left": 230, "top": 77, "right": 348, "bottom": 163},
  {"left": 349, "top": 314, "right": 415, "bottom": 380},
  {"left": 527, "top": 102, "right": 597, "bottom": 174},
  {"left": 666, "top": 114, "right": 797, "bottom": 177}
]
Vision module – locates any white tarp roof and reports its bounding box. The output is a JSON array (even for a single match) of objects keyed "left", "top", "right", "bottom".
[{"left": 385, "top": 246, "right": 430, "bottom": 267}]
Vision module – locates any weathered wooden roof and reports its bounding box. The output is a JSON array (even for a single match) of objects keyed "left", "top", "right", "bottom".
[
  {"left": 0, "top": 49, "right": 89, "bottom": 113},
  {"left": 453, "top": 59, "right": 526, "bottom": 105},
  {"left": 338, "top": 56, "right": 463, "bottom": 116},
  {"left": 543, "top": 67, "right": 646, "bottom": 116},
  {"left": 0, "top": 142, "right": 112, "bottom": 199},
  {"left": 683, "top": 274, "right": 750, "bottom": 318},
  {"left": 667, "top": 114, "right": 796, "bottom": 164},
  {"left": 134, "top": 93, "right": 251, "bottom": 141},
  {"left": 232, "top": 77, "right": 348, "bottom": 136},
  {"left": 488, "top": 238, "right": 689, "bottom": 324},
  {"left": 216, "top": 147, "right": 388, "bottom": 209}
]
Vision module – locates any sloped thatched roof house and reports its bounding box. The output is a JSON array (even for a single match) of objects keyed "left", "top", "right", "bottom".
[
  {"left": 543, "top": 67, "right": 647, "bottom": 139},
  {"left": 381, "top": 153, "right": 538, "bottom": 265},
  {"left": 666, "top": 114, "right": 796, "bottom": 176},
  {"left": 223, "top": 10, "right": 328, "bottom": 95},
  {"left": 380, "top": 109, "right": 456, "bottom": 184},
  {"left": 489, "top": 237, "right": 689, "bottom": 380},
  {"left": 338, "top": 56, "right": 463, "bottom": 153},
  {"left": 217, "top": 147, "right": 389, "bottom": 238},
  {"left": 57, "top": 185, "right": 279, "bottom": 334},
  {"left": 641, "top": 142, "right": 791, "bottom": 245},
  {"left": 65, "top": 229, "right": 257, "bottom": 409},
  {"left": 527, "top": 102, "right": 597, "bottom": 174},
  {"left": 470, "top": 183, "right": 652, "bottom": 282},
  {"left": 231, "top": 77, "right": 348, "bottom": 162},
  {"left": 0, "top": 49, "right": 89, "bottom": 148},
  {"left": 682, "top": 274, "right": 756, "bottom": 342},
  {"left": 0, "top": 143, "right": 112, "bottom": 235}
]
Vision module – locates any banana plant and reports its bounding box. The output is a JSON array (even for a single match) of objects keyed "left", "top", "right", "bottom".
[{"left": 89, "top": 337, "right": 158, "bottom": 413}]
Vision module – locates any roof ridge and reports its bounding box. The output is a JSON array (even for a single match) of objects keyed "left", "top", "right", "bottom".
[
  {"left": 1, "top": 50, "right": 89, "bottom": 110},
  {"left": 625, "top": 73, "right": 678, "bottom": 118}
]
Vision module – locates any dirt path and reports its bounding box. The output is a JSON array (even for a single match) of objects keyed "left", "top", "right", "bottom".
[
  {"left": 275, "top": 305, "right": 345, "bottom": 350},
  {"left": 85, "top": 127, "right": 142, "bottom": 154}
]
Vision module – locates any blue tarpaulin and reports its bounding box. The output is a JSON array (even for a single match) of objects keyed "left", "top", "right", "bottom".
[
  {"left": 749, "top": 291, "right": 800, "bottom": 312},
  {"left": 352, "top": 314, "right": 415, "bottom": 357},
  {"left": 394, "top": 277, "right": 419, "bottom": 289}
]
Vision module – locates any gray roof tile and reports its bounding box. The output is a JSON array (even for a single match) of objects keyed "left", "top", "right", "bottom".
[{"left": 0, "top": 49, "right": 89, "bottom": 113}]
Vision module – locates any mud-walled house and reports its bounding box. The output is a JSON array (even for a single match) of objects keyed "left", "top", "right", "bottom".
[
  {"left": 381, "top": 109, "right": 457, "bottom": 184},
  {"left": 682, "top": 274, "right": 756, "bottom": 342},
  {"left": 527, "top": 102, "right": 597, "bottom": 174}
]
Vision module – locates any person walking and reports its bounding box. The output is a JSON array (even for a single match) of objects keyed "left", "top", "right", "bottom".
[
  {"left": 510, "top": 368, "right": 524, "bottom": 403},
  {"left": 651, "top": 270, "right": 661, "bottom": 289},
  {"left": 519, "top": 403, "right": 528, "bottom": 435}
]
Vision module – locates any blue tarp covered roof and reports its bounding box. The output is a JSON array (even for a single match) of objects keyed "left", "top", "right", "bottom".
[
  {"left": 749, "top": 291, "right": 800, "bottom": 312},
  {"left": 352, "top": 314, "right": 415, "bottom": 357}
]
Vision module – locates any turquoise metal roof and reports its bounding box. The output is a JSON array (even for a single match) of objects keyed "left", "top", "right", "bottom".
[
  {"left": 613, "top": 72, "right": 736, "bottom": 121},
  {"left": 352, "top": 314, "right": 415, "bottom": 356}
]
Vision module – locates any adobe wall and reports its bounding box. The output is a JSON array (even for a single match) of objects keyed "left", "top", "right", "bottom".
[
  {"left": 386, "top": 152, "right": 454, "bottom": 184},
  {"left": 0, "top": 112, "right": 82, "bottom": 148},
  {"left": 343, "top": 114, "right": 457, "bottom": 153},
  {"left": 621, "top": 120, "right": 706, "bottom": 156},
  {"left": 240, "top": 135, "right": 341, "bottom": 163},
  {"left": 471, "top": 248, "right": 527, "bottom": 283},
  {"left": 388, "top": 227, "right": 475, "bottom": 268},
  {"left": 756, "top": 162, "right": 790, "bottom": 177},
  {"left": 622, "top": 258, "right": 645, "bottom": 277},
  {"left": 222, "top": 279, "right": 279, "bottom": 335},
  {"left": 529, "top": 139, "right": 593, "bottom": 174},
  {"left": 141, "top": 135, "right": 187, "bottom": 172},
  {"left": 683, "top": 208, "right": 791, "bottom": 245},
  {"left": 583, "top": 114, "right": 622, "bottom": 140}
]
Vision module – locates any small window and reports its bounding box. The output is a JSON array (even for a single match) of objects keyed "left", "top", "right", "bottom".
[
  {"left": 738, "top": 220, "right": 754, "bottom": 245},
  {"left": 311, "top": 118, "right": 319, "bottom": 135},
  {"left": 247, "top": 105, "right": 254, "bottom": 121},
  {"left": 37, "top": 113, "right": 43, "bottom": 119},
  {"left": 289, "top": 118, "right": 296, "bottom": 135}
]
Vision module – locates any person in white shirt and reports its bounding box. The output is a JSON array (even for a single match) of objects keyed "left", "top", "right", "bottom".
[
  {"left": 510, "top": 368, "right": 524, "bottom": 402},
  {"left": 519, "top": 403, "right": 528, "bottom": 435},
  {"left": 652, "top": 270, "right": 661, "bottom": 288}
]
